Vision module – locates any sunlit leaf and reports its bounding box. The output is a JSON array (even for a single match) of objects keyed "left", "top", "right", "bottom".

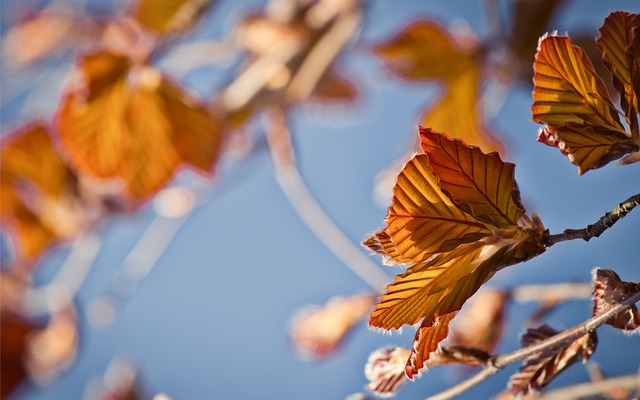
[
  {"left": 537, "top": 124, "right": 639, "bottom": 174},
  {"left": 374, "top": 21, "right": 476, "bottom": 81},
  {"left": 58, "top": 51, "right": 221, "bottom": 200},
  {"left": 133, "top": 0, "right": 210, "bottom": 36},
  {"left": 290, "top": 293, "right": 375, "bottom": 358},
  {"left": 450, "top": 289, "right": 509, "bottom": 353},
  {"left": 364, "top": 154, "right": 493, "bottom": 265},
  {"left": 508, "top": 325, "right": 597, "bottom": 396},
  {"left": 363, "top": 228, "right": 409, "bottom": 266},
  {"left": 420, "top": 127, "right": 525, "bottom": 228},
  {"left": 0, "top": 123, "right": 87, "bottom": 264},
  {"left": 597, "top": 12, "right": 640, "bottom": 135},
  {"left": 592, "top": 268, "right": 640, "bottom": 332},
  {"left": 421, "top": 65, "right": 504, "bottom": 155},
  {"left": 364, "top": 347, "right": 411, "bottom": 397},
  {"left": 405, "top": 312, "right": 456, "bottom": 379},
  {"left": 532, "top": 34, "right": 624, "bottom": 132}
]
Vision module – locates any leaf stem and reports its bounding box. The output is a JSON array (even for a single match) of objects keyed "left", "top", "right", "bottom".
[
  {"left": 544, "top": 193, "right": 640, "bottom": 246},
  {"left": 425, "top": 285, "right": 640, "bottom": 400}
]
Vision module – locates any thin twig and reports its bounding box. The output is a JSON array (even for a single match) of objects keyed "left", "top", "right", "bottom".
[
  {"left": 425, "top": 286, "right": 640, "bottom": 400},
  {"left": 266, "top": 110, "right": 389, "bottom": 293},
  {"left": 510, "top": 282, "right": 593, "bottom": 303},
  {"left": 536, "top": 372, "right": 640, "bottom": 400},
  {"left": 544, "top": 193, "right": 640, "bottom": 246}
]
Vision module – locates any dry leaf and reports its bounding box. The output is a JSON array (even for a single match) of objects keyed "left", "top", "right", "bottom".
[
  {"left": 290, "top": 293, "right": 375, "bottom": 358},
  {"left": 364, "top": 347, "right": 411, "bottom": 397},
  {"left": 592, "top": 268, "right": 640, "bottom": 332},
  {"left": 405, "top": 312, "right": 457, "bottom": 378},
  {"left": 508, "top": 325, "right": 597, "bottom": 396}
]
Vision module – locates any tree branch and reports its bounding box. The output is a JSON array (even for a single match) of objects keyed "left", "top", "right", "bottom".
[
  {"left": 536, "top": 372, "right": 640, "bottom": 400},
  {"left": 544, "top": 193, "right": 640, "bottom": 246},
  {"left": 425, "top": 285, "right": 640, "bottom": 400}
]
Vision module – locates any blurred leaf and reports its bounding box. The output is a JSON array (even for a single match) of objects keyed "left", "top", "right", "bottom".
[
  {"left": 290, "top": 293, "right": 375, "bottom": 358},
  {"left": 133, "top": 0, "right": 211, "bottom": 36},
  {"left": 597, "top": 12, "right": 640, "bottom": 134},
  {"left": 592, "top": 268, "right": 640, "bottom": 332},
  {"left": 57, "top": 51, "right": 221, "bottom": 200},
  {"left": 311, "top": 69, "right": 358, "bottom": 104},
  {"left": 420, "top": 127, "right": 525, "bottom": 228},
  {"left": 0, "top": 123, "right": 84, "bottom": 264},
  {"left": 363, "top": 155, "right": 493, "bottom": 266},
  {"left": 450, "top": 289, "right": 509, "bottom": 353},
  {"left": 406, "top": 312, "right": 456, "bottom": 379},
  {"left": 1, "top": 310, "right": 36, "bottom": 399},
  {"left": 508, "top": 325, "right": 597, "bottom": 396},
  {"left": 364, "top": 347, "right": 411, "bottom": 397},
  {"left": 532, "top": 35, "right": 623, "bottom": 131}
]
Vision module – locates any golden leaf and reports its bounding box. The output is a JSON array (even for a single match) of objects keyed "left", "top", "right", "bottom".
[{"left": 132, "top": 0, "right": 210, "bottom": 36}]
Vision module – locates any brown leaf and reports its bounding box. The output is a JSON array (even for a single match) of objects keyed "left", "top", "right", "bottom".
[
  {"left": 57, "top": 51, "right": 221, "bottom": 200},
  {"left": 364, "top": 347, "right": 411, "bottom": 397},
  {"left": 290, "top": 293, "right": 375, "bottom": 358},
  {"left": 592, "top": 268, "right": 640, "bottom": 332},
  {"left": 132, "top": 0, "right": 211, "bottom": 36},
  {"left": 420, "top": 127, "right": 525, "bottom": 228},
  {"left": 405, "top": 312, "right": 457, "bottom": 379},
  {"left": 1, "top": 310, "right": 36, "bottom": 399},
  {"left": 509, "top": 325, "right": 597, "bottom": 396}
]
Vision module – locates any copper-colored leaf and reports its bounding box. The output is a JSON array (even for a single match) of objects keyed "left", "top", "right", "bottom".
[
  {"left": 57, "top": 51, "right": 221, "bottom": 200},
  {"left": 364, "top": 347, "right": 411, "bottom": 397},
  {"left": 405, "top": 312, "right": 456, "bottom": 379},
  {"left": 421, "top": 65, "right": 504, "bottom": 155},
  {"left": 374, "top": 21, "right": 476, "bottom": 82},
  {"left": 420, "top": 127, "right": 525, "bottom": 228},
  {"left": 1, "top": 310, "right": 36, "bottom": 399},
  {"left": 532, "top": 34, "right": 624, "bottom": 132},
  {"left": 450, "top": 289, "right": 509, "bottom": 353},
  {"left": 509, "top": 325, "right": 597, "bottom": 396},
  {"left": 0, "top": 123, "right": 85, "bottom": 264},
  {"left": 364, "top": 154, "right": 493, "bottom": 265},
  {"left": 133, "top": 0, "right": 210, "bottom": 36},
  {"left": 592, "top": 268, "right": 640, "bottom": 332},
  {"left": 597, "top": 12, "right": 640, "bottom": 134},
  {"left": 289, "top": 293, "right": 375, "bottom": 358},
  {"left": 311, "top": 69, "right": 358, "bottom": 104},
  {"left": 363, "top": 228, "right": 409, "bottom": 266},
  {"left": 537, "top": 124, "right": 639, "bottom": 174}
]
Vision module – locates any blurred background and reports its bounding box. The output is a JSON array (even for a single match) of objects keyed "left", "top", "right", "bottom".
[{"left": 1, "top": 0, "right": 639, "bottom": 399}]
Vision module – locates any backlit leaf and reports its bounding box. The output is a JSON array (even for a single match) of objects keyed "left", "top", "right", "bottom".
[
  {"left": 58, "top": 51, "right": 221, "bottom": 200},
  {"left": 597, "top": 12, "right": 640, "bottom": 135},
  {"left": 133, "top": 0, "right": 210, "bottom": 36},
  {"left": 420, "top": 127, "right": 525, "bottom": 228},
  {"left": 374, "top": 21, "right": 476, "bottom": 81},
  {"left": 405, "top": 312, "right": 456, "bottom": 379},
  {"left": 364, "top": 154, "right": 493, "bottom": 265},
  {"left": 365, "top": 347, "right": 411, "bottom": 397},
  {"left": 509, "top": 325, "right": 597, "bottom": 396},
  {"left": 289, "top": 293, "right": 375, "bottom": 358},
  {"left": 1, "top": 309, "right": 36, "bottom": 399},
  {"left": 592, "top": 268, "right": 640, "bottom": 332},
  {"left": 537, "top": 124, "right": 639, "bottom": 174},
  {"left": 532, "top": 34, "right": 624, "bottom": 132}
]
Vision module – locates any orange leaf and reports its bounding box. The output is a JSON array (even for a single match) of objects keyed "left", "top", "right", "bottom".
[
  {"left": 532, "top": 34, "right": 624, "bottom": 132},
  {"left": 132, "top": 0, "right": 210, "bottom": 36},
  {"left": 364, "top": 154, "right": 493, "bottom": 265},
  {"left": 420, "top": 127, "right": 525, "bottom": 228},
  {"left": 374, "top": 21, "right": 476, "bottom": 82},
  {"left": 597, "top": 12, "right": 640, "bottom": 134},
  {"left": 538, "top": 124, "right": 639, "bottom": 174},
  {"left": 421, "top": 65, "right": 504, "bottom": 155},
  {"left": 405, "top": 312, "right": 456, "bottom": 379},
  {"left": 57, "top": 51, "right": 221, "bottom": 200}
]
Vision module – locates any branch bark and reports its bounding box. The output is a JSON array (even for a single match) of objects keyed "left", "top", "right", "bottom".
[
  {"left": 544, "top": 193, "right": 640, "bottom": 246},
  {"left": 425, "top": 285, "right": 640, "bottom": 400}
]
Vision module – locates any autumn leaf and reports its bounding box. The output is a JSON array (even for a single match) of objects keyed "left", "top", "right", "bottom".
[
  {"left": 289, "top": 293, "right": 375, "bottom": 358},
  {"left": 364, "top": 347, "right": 411, "bottom": 397},
  {"left": 592, "top": 268, "right": 640, "bottom": 332},
  {"left": 597, "top": 12, "right": 640, "bottom": 135},
  {"left": 57, "top": 50, "right": 221, "bottom": 201},
  {"left": 508, "top": 325, "right": 597, "bottom": 396},
  {"left": 132, "top": 0, "right": 211, "bottom": 36},
  {"left": 0, "top": 123, "right": 91, "bottom": 264},
  {"left": 420, "top": 127, "right": 525, "bottom": 228},
  {"left": 367, "top": 128, "right": 546, "bottom": 371},
  {"left": 532, "top": 29, "right": 640, "bottom": 173}
]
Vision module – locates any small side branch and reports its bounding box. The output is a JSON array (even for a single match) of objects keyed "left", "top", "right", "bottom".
[
  {"left": 425, "top": 286, "right": 640, "bottom": 400},
  {"left": 536, "top": 372, "right": 640, "bottom": 400},
  {"left": 544, "top": 193, "right": 640, "bottom": 246}
]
